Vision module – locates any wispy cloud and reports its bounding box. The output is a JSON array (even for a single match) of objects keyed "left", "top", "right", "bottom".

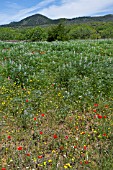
[
  {"left": 0, "top": 0, "right": 113, "bottom": 25},
  {"left": 11, "top": 0, "right": 55, "bottom": 20},
  {"left": 0, "top": 0, "right": 55, "bottom": 24}
]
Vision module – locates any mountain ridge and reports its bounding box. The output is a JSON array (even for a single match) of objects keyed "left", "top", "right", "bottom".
[{"left": 1, "top": 13, "right": 113, "bottom": 27}]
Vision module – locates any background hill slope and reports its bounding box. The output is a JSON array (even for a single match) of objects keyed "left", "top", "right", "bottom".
[{"left": 1, "top": 14, "right": 113, "bottom": 27}]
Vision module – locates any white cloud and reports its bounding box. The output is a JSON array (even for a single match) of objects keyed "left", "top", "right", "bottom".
[
  {"left": 38, "top": 0, "right": 113, "bottom": 19},
  {"left": 0, "top": 0, "right": 113, "bottom": 25}
]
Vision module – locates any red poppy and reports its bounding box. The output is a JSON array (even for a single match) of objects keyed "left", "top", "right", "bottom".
[
  {"left": 26, "top": 153, "right": 30, "bottom": 156},
  {"left": 53, "top": 134, "right": 58, "bottom": 139},
  {"left": 65, "top": 136, "right": 68, "bottom": 139},
  {"left": 39, "top": 131, "right": 43, "bottom": 135},
  {"left": 26, "top": 99, "right": 29, "bottom": 102},
  {"left": 103, "top": 133, "right": 107, "bottom": 137},
  {"left": 74, "top": 146, "right": 77, "bottom": 148},
  {"left": 1, "top": 168, "right": 6, "bottom": 170},
  {"left": 41, "top": 113, "right": 45, "bottom": 117},
  {"left": 104, "top": 116, "right": 107, "bottom": 118},
  {"left": 17, "top": 146, "right": 23, "bottom": 151},
  {"left": 93, "top": 109, "right": 97, "bottom": 113},
  {"left": 8, "top": 135, "right": 11, "bottom": 139},
  {"left": 84, "top": 160, "right": 89, "bottom": 164},
  {"left": 83, "top": 145, "right": 87, "bottom": 150},
  {"left": 38, "top": 155, "right": 43, "bottom": 158},
  {"left": 34, "top": 117, "right": 37, "bottom": 121},
  {"left": 98, "top": 115, "right": 102, "bottom": 119},
  {"left": 94, "top": 103, "right": 98, "bottom": 107}
]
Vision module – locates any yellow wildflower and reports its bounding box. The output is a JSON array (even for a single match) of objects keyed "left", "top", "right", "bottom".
[
  {"left": 48, "top": 160, "right": 52, "bottom": 163},
  {"left": 2, "top": 101, "right": 5, "bottom": 105},
  {"left": 44, "top": 162, "right": 46, "bottom": 166},
  {"left": 64, "top": 165, "right": 68, "bottom": 169}
]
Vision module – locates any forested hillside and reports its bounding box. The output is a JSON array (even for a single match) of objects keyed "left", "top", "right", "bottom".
[
  {"left": 0, "top": 22, "right": 113, "bottom": 41},
  {"left": 1, "top": 14, "right": 113, "bottom": 27},
  {"left": 0, "top": 14, "right": 113, "bottom": 41}
]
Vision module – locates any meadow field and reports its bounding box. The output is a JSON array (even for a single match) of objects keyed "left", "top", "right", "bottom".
[{"left": 0, "top": 39, "right": 113, "bottom": 170}]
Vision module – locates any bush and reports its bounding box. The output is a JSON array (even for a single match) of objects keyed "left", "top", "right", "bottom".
[
  {"left": 0, "top": 28, "right": 17, "bottom": 40},
  {"left": 24, "top": 27, "right": 47, "bottom": 41}
]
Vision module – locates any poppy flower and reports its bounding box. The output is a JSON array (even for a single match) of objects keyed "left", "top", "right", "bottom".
[
  {"left": 84, "top": 160, "right": 89, "bottom": 164},
  {"left": 26, "top": 153, "right": 30, "bottom": 156},
  {"left": 26, "top": 99, "right": 29, "bottom": 102},
  {"left": 93, "top": 109, "right": 97, "bottom": 113},
  {"left": 104, "top": 116, "right": 107, "bottom": 118},
  {"left": 41, "top": 113, "right": 45, "bottom": 117},
  {"left": 103, "top": 133, "right": 107, "bottom": 137},
  {"left": 53, "top": 134, "right": 58, "bottom": 139},
  {"left": 17, "top": 146, "right": 23, "bottom": 151},
  {"left": 98, "top": 115, "right": 102, "bottom": 119},
  {"left": 34, "top": 117, "right": 37, "bottom": 121},
  {"left": 38, "top": 155, "right": 43, "bottom": 158},
  {"left": 1, "top": 168, "right": 6, "bottom": 170},
  {"left": 8, "top": 135, "right": 11, "bottom": 139},
  {"left": 83, "top": 145, "right": 87, "bottom": 150},
  {"left": 65, "top": 136, "right": 68, "bottom": 139},
  {"left": 94, "top": 103, "right": 98, "bottom": 107},
  {"left": 74, "top": 146, "right": 77, "bottom": 148},
  {"left": 39, "top": 131, "right": 43, "bottom": 135}
]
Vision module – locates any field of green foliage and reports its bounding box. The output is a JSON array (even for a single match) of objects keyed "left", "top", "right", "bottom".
[{"left": 0, "top": 39, "right": 113, "bottom": 170}]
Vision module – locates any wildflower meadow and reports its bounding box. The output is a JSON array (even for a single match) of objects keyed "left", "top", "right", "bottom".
[{"left": 0, "top": 39, "right": 113, "bottom": 170}]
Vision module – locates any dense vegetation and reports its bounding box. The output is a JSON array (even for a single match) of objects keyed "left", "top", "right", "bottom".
[
  {"left": 0, "top": 21, "right": 113, "bottom": 41},
  {"left": 0, "top": 39, "right": 113, "bottom": 169}
]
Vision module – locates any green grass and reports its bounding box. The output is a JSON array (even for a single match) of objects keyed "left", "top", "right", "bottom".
[{"left": 0, "top": 39, "right": 113, "bottom": 170}]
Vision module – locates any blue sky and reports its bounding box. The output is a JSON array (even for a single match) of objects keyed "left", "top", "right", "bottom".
[{"left": 0, "top": 0, "right": 113, "bottom": 25}]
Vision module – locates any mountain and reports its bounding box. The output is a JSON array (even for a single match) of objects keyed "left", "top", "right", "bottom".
[
  {"left": 6, "top": 14, "right": 53, "bottom": 27},
  {"left": 1, "top": 14, "right": 113, "bottom": 27}
]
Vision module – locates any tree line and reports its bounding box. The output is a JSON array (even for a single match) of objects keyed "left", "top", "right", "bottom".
[{"left": 0, "top": 22, "right": 113, "bottom": 41}]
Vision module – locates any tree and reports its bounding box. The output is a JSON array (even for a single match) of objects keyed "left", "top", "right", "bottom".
[
  {"left": 69, "top": 25, "right": 101, "bottom": 39},
  {"left": 47, "top": 23, "right": 70, "bottom": 41},
  {"left": 24, "top": 27, "right": 47, "bottom": 41}
]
